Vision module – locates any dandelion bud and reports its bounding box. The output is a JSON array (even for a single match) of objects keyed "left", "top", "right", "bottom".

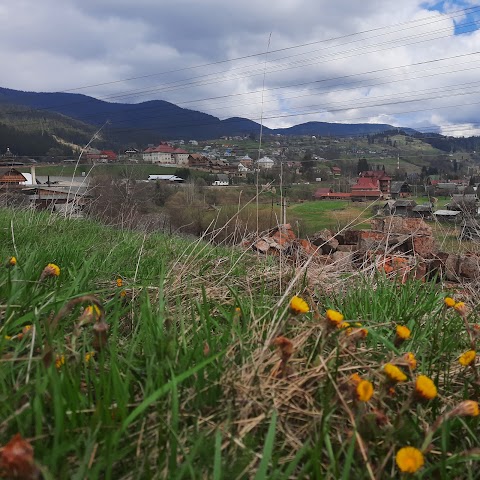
[
  {"left": 6, "top": 256, "right": 16, "bottom": 268},
  {"left": 356, "top": 380, "right": 374, "bottom": 402},
  {"left": 273, "top": 336, "right": 294, "bottom": 361},
  {"left": 116, "top": 278, "right": 123, "bottom": 287},
  {"left": 454, "top": 302, "right": 467, "bottom": 316},
  {"left": 404, "top": 352, "right": 417, "bottom": 370},
  {"left": 451, "top": 400, "right": 479, "bottom": 418},
  {"left": 55, "top": 355, "right": 65, "bottom": 369}
]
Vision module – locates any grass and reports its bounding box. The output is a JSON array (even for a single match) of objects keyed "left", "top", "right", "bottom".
[
  {"left": 1, "top": 208, "right": 479, "bottom": 479},
  {"left": 289, "top": 200, "right": 375, "bottom": 234}
]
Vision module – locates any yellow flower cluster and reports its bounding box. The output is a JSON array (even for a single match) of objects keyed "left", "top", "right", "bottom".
[{"left": 396, "top": 325, "right": 411, "bottom": 340}]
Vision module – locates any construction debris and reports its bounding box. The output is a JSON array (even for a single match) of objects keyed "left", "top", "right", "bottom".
[{"left": 247, "top": 218, "right": 480, "bottom": 283}]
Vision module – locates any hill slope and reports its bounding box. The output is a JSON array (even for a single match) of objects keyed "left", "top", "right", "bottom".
[{"left": 0, "top": 86, "right": 413, "bottom": 144}]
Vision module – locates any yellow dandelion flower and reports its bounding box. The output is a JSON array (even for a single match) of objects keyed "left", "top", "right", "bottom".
[
  {"left": 23, "top": 325, "right": 32, "bottom": 332},
  {"left": 444, "top": 297, "right": 456, "bottom": 308},
  {"left": 339, "top": 321, "right": 351, "bottom": 329},
  {"left": 384, "top": 363, "right": 407, "bottom": 382},
  {"left": 4, "top": 335, "right": 11, "bottom": 340},
  {"left": 454, "top": 400, "right": 479, "bottom": 417},
  {"left": 415, "top": 375, "right": 437, "bottom": 400},
  {"left": 396, "top": 446, "right": 424, "bottom": 474},
  {"left": 120, "top": 290, "right": 126, "bottom": 298},
  {"left": 55, "top": 355, "right": 65, "bottom": 369},
  {"left": 396, "top": 325, "right": 411, "bottom": 340},
  {"left": 404, "top": 352, "right": 417, "bottom": 370},
  {"left": 289, "top": 296, "right": 309, "bottom": 315},
  {"left": 356, "top": 380, "right": 374, "bottom": 402},
  {"left": 459, "top": 350, "right": 476, "bottom": 367},
  {"left": 7, "top": 256, "right": 17, "bottom": 267},
  {"left": 326, "top": 309, "right": 344, "bottom": 326},
  {"left": 350, "top": 373, "right": 362, "bottom": 385},
  {"left": 41, "top": 263, "right": 60, "bottom": 278},
  {"left": 84, "top": 351, "right": 95, "bottom": 363},
  {"left": 116, "top": 278, "right": 123, "bottom": 287}
]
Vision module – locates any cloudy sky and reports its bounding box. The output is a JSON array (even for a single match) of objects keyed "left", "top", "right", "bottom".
[{"left": 2, "top": 0, "right": 480, "bottom": 135}]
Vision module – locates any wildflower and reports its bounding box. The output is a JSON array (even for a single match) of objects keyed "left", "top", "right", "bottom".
[
  {"left": 0, "top": 433, "right": 40, "bottom": 480},
  {"left": 116, "top": 278, "right": 123, "bottom": 287},
  {"left": 6, "top": 256, "right": 16, "bottom": 267},
  {"left": 350, "top": 373, "right": 362, "bottom": 385},
  {"left": 384, "top": 363, "right": 407, "bottom": 382},
  {"left": 459, "top": 350, "right": 476, "bottom": 367},
  {"left": 120, "top": 290, "right": 126, "bottom": 298},
  {"left": 444, "top": 297, "right": 456, "bottom": 308},
  {"left": 40, "top": 263, "right": 60, "bottom": 279},
  {"left": 396, "top": 325, "right": 411, "bottom": 340},
  {"left": 55, "top": 355, "right": 65, "bottom": 369},
  {"left": 326, "top": 309, "right": 344, "bottom": 326},
  {"left": 404, "top": 352, "right": 417, "bottom": 370},
  {"left": 415, "top": 375, "right": 437, "bottom": 400},
  {"left": 23, "top": 325, "right": 32, "bottom": 333},
  {"left": 4, "top": 335, "right": 11, "bottom": 340},
  {"left": 395, "top": 446, "right": 424, "bottom": 474},
  {"left": 356, "top": 380, "right": 374, "bottom": 402},
  {"left": 339, "top": 321, "right": 351, "bottom": 329},
  {"left": 454, "top": 302, "right": 467, "bottom": 316},
  {"left": 451, "top": 400, "right": 479, "bottom": 418},
  {"left": 289, "top": 296, "right": 309, "bottom": 315},
  {"left": 84, "top": 351, "right": 95, "bottom": 363}
]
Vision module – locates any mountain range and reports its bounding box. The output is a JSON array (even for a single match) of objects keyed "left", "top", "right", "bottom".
[{"left": 0, "top": 86, "right": 417, "bottom": 150}]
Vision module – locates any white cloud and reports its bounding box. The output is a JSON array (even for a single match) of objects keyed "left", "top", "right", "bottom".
[{"left": 1, "top": 0, "right": 480, "bottom": 134}]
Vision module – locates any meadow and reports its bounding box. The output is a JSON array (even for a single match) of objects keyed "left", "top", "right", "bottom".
[{"left": 0, "top": 207, "right": 479, "bottom": 479}]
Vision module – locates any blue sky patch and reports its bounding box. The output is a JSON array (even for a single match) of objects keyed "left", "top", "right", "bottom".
[{"left": 423, "top": 1, "right": 480, "bottom": 35}]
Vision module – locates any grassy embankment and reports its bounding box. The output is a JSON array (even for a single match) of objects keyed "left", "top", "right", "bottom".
[{"left": 1, "top": 208, "right": 479, "bottom": 479}]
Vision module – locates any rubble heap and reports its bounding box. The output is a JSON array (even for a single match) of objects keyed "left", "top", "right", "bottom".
[{"left": 247, "top": 218, "right": 480, "bottom": 282}]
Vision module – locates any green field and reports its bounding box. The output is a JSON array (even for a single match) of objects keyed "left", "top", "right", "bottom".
[{"left": 1, "top": 208, "right": 479, "bottom": 479}]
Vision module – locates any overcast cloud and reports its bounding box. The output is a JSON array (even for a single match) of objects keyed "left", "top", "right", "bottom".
[{"left": 1, "top": 0, "right": 480, "bottom": 135}]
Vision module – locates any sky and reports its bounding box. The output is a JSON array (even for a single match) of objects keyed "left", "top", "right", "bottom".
[{"left": 2, "top": 0, "right": 480, "bottom": 135}]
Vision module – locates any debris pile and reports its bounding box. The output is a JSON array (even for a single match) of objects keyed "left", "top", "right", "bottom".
[{"left": 246, "top": 218, "right": 480, "bottom": 283}]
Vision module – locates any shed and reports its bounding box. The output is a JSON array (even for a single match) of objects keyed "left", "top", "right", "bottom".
[
  {"left": 390, "top": 181, "right": 411, "bottom": 199},
  {"left": 0, "top": 167, "right": 26, "bottom": 185},
  {"left": 433, "top": 209, "right": 461, "bottom": 222}
]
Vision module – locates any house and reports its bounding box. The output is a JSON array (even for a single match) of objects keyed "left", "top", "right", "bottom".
[
  {"left": 143, "top": 144, "right": 176, "bottom": 164},
  {"left": 238, "top": 155, "right": 253, "bottom": 167},
  {"left": 22, "top": 177, "right": 91, "bottom": 211},
  {"left": 188, "top": 154, "right": 210, "bottom": 168},
  {"left": 189, "top": 140, "right": 198, "bottom": 146},
  {"left": 0, "top": 167, "right": 27, "bottom": 185},
  {"left": 331, "top": 167, "right": 341, "bottom": 176},
  {"left": 237, "top": 162, "right": 249, "bottom": 173},
  {"left": 390, "top": 199, "right": 417, "bottom": 217},
  {"left": 257, "top": 156, "right": 275, "bottom": 169},
  {"left": 433, "top": 209, "right": 462, "bottom": 222},
  {"left": 173, "top": 148, "right": 189, "bottom": 166},
  {"left": 313, "top": 187, "right": 351, "bottom": 200},
  {"left": 390, "top": 181, "right": 411, "bottom": 199},
  {"left": 412, "top": 204, "right": 434, "bottom": 220},
  {"left": 359, "top": 171, "right": 391, "bottom": 194},
  {"left": 436, "top": 183, "right": 458, "bottom": 196},
  {"left": 350, "top": 177, "right": 383, "bottom": 201}
]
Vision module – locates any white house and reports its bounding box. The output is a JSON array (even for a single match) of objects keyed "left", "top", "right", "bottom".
[
  {"left": 143, "top": 144, "right": 176, "bottom": 164},
  {"left": 173, "top": 148, "right": 189, "bottom": 166},
  {"left": 257, "top": 156, "right": 275, "bottom": 169}
]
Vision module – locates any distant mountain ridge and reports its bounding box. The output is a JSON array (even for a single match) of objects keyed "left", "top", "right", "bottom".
[{"left": 0, "top": 86, "right": 415, "bottom": 144}]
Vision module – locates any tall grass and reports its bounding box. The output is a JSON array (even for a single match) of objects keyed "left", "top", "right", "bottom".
[{"left": 1, "top": 208, "right": 479, "bottom": 479}]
